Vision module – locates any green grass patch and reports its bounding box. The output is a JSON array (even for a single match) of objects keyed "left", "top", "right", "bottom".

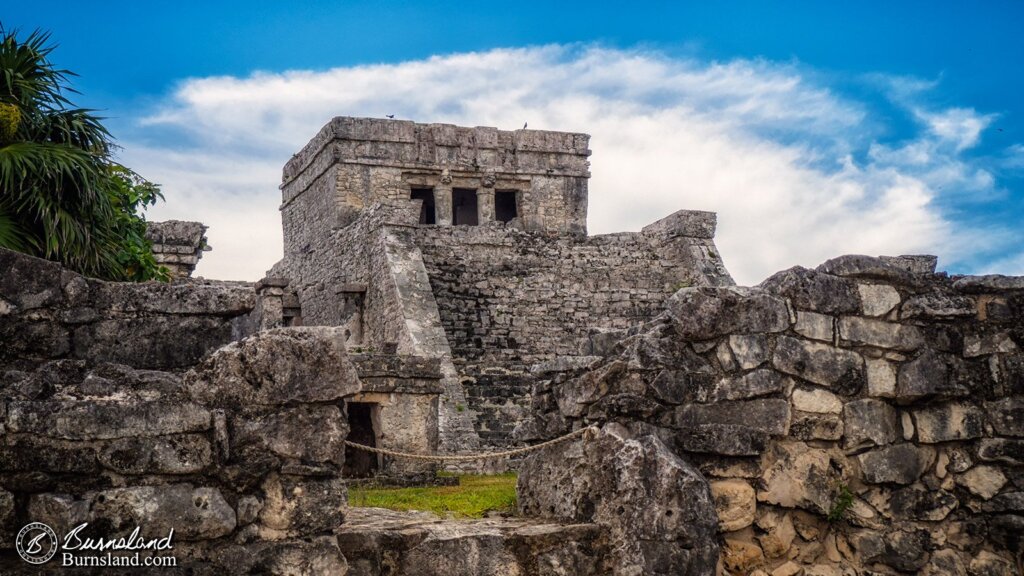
[{"left": 349, "top": 473, "right": 517, "bottom": 519}]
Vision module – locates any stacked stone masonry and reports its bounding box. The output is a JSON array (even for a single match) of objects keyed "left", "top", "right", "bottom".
[
  {"left": 0, "top": 247, "right": 255, "bottom": 373},
  {"left": 145, "top": 220, "right": 210, "bottom": 278},
  {"left": 522, "top": 253, "right": 1024, "bottom": 575}
]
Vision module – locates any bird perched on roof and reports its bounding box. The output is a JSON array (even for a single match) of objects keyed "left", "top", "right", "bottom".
[{"left": 523, "top": 122, "right": 528, "bottom": 129}]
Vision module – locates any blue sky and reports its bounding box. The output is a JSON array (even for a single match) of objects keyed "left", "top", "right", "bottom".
[{"left": 5, "top": 1, "right": 1023, "bottom": 282}]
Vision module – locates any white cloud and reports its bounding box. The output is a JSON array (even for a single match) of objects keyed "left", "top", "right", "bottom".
[
  {"left": 122, "top": 45, "right": 1017, "bottom": 284},
  {"left": 916, "top": 107, "right": 995, "bottom": 152}
]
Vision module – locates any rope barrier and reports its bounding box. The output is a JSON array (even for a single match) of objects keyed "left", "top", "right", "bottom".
[{"left": 343, "top": 425, "right": 596, "bottom": 463}]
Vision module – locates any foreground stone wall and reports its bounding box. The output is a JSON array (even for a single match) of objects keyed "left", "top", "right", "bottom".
[
  {"left": 524, "top": 254, "right": 1024, "bottom": 575},
  {"left": 0, "top": 248, "right": 255, "bottom": 373},
  {"left": 1, "top": 327, "right": 358, "bottom": 573}
]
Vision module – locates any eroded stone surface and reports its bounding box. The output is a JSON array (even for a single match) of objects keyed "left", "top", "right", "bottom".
[{"left": 518, "top": 423, "right": 719, "bottom": 575}]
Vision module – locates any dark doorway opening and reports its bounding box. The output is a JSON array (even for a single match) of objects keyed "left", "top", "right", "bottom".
[
  {"left": 343, "top": 402, "right": 379, "bottom": 478},
  {"left": 495, "top": 190, "right": 518, "bottom": 223},
  {"left": 452, "top": 188, "right": 479, "bottom": 225},
  {"left": 410, "top": 188, "right": 436, "bottom": 225}
]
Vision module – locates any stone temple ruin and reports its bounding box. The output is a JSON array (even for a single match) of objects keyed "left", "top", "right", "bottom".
[{"left": 1, "top": 117, "right": 1022, "bottom": 575}]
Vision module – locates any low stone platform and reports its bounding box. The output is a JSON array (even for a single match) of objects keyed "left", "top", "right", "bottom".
[{"left": 337, "top": 508, "right": 608, "bottom": 575}]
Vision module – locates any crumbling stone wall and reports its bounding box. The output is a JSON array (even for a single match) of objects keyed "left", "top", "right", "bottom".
[
  {"left": 522, "top": 254, "right": 1024, "bottom": 575},
  {"left": 1, "top": 327, "right": 358, "bottom": 573},
  {"left": 0, "top": 247, "right": 255, "bottom": 373},
  {"left": 145, "top": 220, "right": 210, "bottom": 278}
]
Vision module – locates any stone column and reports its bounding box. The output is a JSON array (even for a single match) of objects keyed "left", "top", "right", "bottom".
[
  {"left": 254, "top": 277, "right": 288, "bottom": 330},
  {"left": 436, "top": 170, "right": 453, "bottom": 226},
  {"left": 478, "top": 173, "right": 496, "bottom": 224}
]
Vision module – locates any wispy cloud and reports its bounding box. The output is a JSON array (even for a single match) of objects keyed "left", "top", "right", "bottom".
[{"left": 121, "top": 45, "right": 1023, "bottom": 283}]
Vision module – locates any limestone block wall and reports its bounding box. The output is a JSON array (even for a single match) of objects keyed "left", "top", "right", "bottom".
[
  {"left": 412, "top": 209, "right": 733, "bottom": 447},
  {"left": 279, "top": 117, "right": 593, "bottom": 261},
  {"left": 0, "top": 327, "right": 358, "bottom": 573},
  {"left": 0, "top": 247, "right": 255, "bottom": 372},
  {"left": 525, "top": 254, "right": 1024, "bottom": 575}
]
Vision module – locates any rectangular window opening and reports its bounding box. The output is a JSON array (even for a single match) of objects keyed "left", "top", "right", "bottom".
[
  {"left": 452, "top": 188, "right": 479, "bottom": 226},
  {"left": 410, "top": 187, "right": 436, "bottom": 225},
  {"left": 495, "top": 190, "right": 518, "bottom": 223}
]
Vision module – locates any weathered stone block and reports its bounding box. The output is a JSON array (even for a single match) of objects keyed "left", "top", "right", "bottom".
[
  {"left": 673, "top": 423, "right": 769, "bottom": 456},
  {"left": 854, "top": 528, "right": 931, "bottom": 572},
  {"left": 838, "top": 316, "right": 924, "bottom": 351},
  {"left": 666, "top": 286, "right": 789, "bottom": 341},
  {"left": 234, "top": 405, "right": 348, "bottom": 465},
  {"left": 858, "top": 283, "right": 901, "bottom": 317},
  {"left": 843, "top": 399, "right": 898, "bottom": 447},
  {"left": 722, "top": 538, "right": 764, "bottom": 573},
  {"left": 896, "top": 349, "right": 966, "bottom": 403},
  {"left": 0, "top": 436, "right": 98, "bottom": 473},
  {"left": 72, "top": 316, "right": 238, "bottom": 370},
  {"left": 88, "top": 484, "right": 236, "bottom": 541},
  {"left": 791, "top": 387, "right": 842, "bottom": 414},
  {"left": 957, "top": 466, "right": 1007, "bottom": 499},
  {"left": 789, "top": 411, "right": 844, "bottom": 441},
  {"left": 701, "top": 369, "right": 785, "bottom": 402},
  {"left": 259, "top": 474, "right": 347, "bottom": 535},
  {"left": 964, "top": 332, "right": 1019, "bottom": 357},
  {"left": 900, "top": 293, "right": 975, "bottom": 319},
  {"left": 755, "top": 510, "right": 795, "bottom": 559},
  {"left": 0, "top": 247, "right": 63, "bottom": 309},
  {"left": 968, "top": 550, "right": 1018, "bottom": 576},
  {"left": 816, "top": 255, "right": 914, "bottom": 284},
  {"left": 922, "top": 549, "right": 967, "bottom": 576},
  {"left": 985, "top": 397, "right": 1024, "bottom": 437},
  {"left": 728, "top": 334, "right": 769, "bottom": 369},
  {"left": 7, "top": 400, "right": 211, "bottom": 440},
  {"left": 666, "top": 398, "right": 790, "bottom": 436},
  {"left": 517, "top": 423, "right": 719, "bottom": 575},
  {"left": 759, "top": 266, "right": 861, "bottom": 315},
  {"left": 711, "top": 479, "right": 756, "bottom": 532},
  {"left": 793, "top": 311, "right": 833, "bottom": 342},
  {"left": 186, "top": 327, "right": 361, "bottom": 409},
  {"left": 858, "top": 444, "right": 934, "bottom": 485},
  {"left": 772, "top": 336, "right": 865, "bottom": 394},
  {"left": 982, "top": 492, "right": 1024, "bottom": 513},
  {"left": 865, "top": 357, "right": 897, "bottom": 398},
  {"left": 98, "top": 434, "right": 212, "bottom": 475},
  {"left": 757, "top": 442, "right": 833, "bottom": 513},
  {"left": 974, "top": 436, "right": 1024, "bottom": 463},
  {"left": 913, "top": 403, "right": 986, "bottom": 443},
  {"left": 889, "top": 487, "right": 958, "bottom": 521}
]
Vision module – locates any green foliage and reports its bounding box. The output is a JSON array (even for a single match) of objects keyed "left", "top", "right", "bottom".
[
  {"left": 827, "top": 483, "right": 854, "bottom": 523},
  {"left": 349, "top": 473, "right": 518, "bottom": 519},
  {"left": 0, "top": 26, "right": 167, "bottom": 281}
]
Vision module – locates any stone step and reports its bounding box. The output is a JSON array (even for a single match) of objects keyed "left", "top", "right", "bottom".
[{"left": 338, "top": 508, "right": 607, "bottom": 575}]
